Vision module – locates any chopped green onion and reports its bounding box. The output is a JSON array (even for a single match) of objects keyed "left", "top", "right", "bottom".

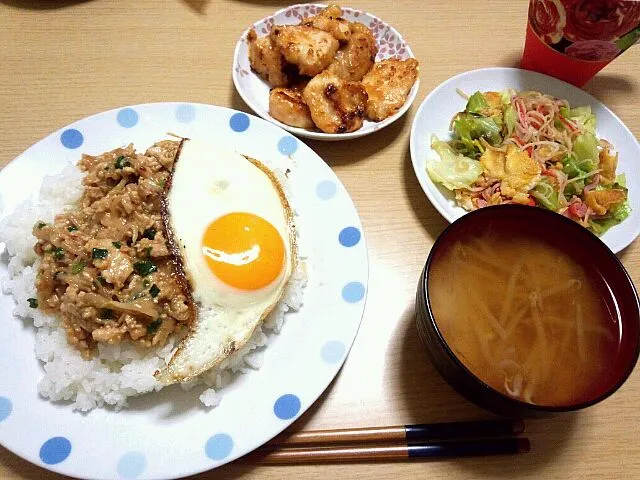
[
  {"left": 149, "top": 284, "right": 160, "bottom": 298},
  {"left": 143, "top": 227, "right": 156, "bottom": 240},
  {"left": 147, "top": 319, "right": 162, "bottom": 335},
  {"left": 115, "top": 156, "right": 130, "bottom": 169},
  {"left": 134, "top": 260, "right": 157, "bottom": 277},
  {"left": 112, "top": 241, "right": 121, "bottom": 249},
  {"left": 67, "top": 225, "right": 78, "bottom": 232},
  {"left": 36, "top": 222, "right": 46, "bottom": 229},
  {"left": 92, "top": 248, "right": 109, "bottom": 259},
  {"left": 71, "top": 260, "right": 87, "bottom": 274},
  {"left": 142, "top": 278, "right": 151, "bottom": 288},
  {"left": 27, "top": 298, "right": 38, "bottom": 308},
  {"left": 51, "top": 247, "right": 64, "bottom": 260},
  {"left": 98, "top": 308, "right": 113, "bottom": 320}
]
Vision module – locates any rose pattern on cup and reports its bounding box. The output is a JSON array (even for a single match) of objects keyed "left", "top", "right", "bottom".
[
  {"left": 528, "top": 0, "right": 640, "bottom": 61},
  {"left": 529, "top": 0, "right": 566, "bottom": 43},
  {"left": 565, "top": 39, "right": 621, "bottom": 60},
  {"left": 563, "top": 0, "right": 640, "bottom": 42}
]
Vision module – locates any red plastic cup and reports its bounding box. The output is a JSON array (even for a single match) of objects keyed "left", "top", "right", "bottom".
[{"left": 521, "top": 0, "right": 640, "bottom": 87}]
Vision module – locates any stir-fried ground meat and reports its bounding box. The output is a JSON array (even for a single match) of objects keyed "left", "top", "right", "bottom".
[{"left": 33, "top": 140, "right": 194, "bottom": 358}]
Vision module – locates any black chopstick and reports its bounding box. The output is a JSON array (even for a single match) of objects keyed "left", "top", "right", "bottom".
[
  {"left": 245, "top": 438, "right": 530, "bottom": 464},
  {"left": 268, "top": 419, "right": 524, "bottom": 446}
]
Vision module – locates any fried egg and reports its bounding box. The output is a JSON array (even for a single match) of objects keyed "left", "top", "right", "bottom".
[
  {"left": 479, "top": 145, "right": 541, "bottom": 199},
  {"left": 154, "top": 138, "right": 296, "bottom": 384}
]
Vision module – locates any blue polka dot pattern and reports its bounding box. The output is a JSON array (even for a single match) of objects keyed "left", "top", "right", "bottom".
[
  {"left": 117, "top": 451, "right": 146, "bottom": 479},
  {"left": 0, "top": 397, "right": 12, "bottom": 422},
  {"left": 39, "top": 437, "right": 72, "bottom": 465},
  {"left": 60, "top": 129, "right": 83, "bottom": 149},
  {"left": 176, "top": 104, "right": 196, "bottom": 123},
  {"left": 274, "top": 394, "right": 301, "bottom": 420},
  {"left": 278, "top": 136, "right": 298, "bottom": 156},
  {"left": 338, "top": 227, "right": 361, "bottom": 247},
  {"left": 116, "top": 108, "right": 139, "bottom": 128},
  {"left": 205, "top": 433, "right": 234, "bottom": 461},
  {"left": 316, "top": 180, "right": 337, "bottom": 200},
  {"left": 342, "top": 282, "right": 365, "bottom": 303},
  {"left": 321, "top": 341, "right": 346, "bottom": 364},
  {"left": 229, "top": 112, "right": 250, "bottom": 132}
]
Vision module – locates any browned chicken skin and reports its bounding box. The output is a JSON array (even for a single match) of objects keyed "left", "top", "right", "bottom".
[
  {"left": 302, "top": 71, "right": 368, "bottom": 133},
  {"left": 302, "top": 4, "right": 351, "bottom": 43},
  {"left": 247, "top": 28, "right": 291, "bottom": 87},
  {"left": 327, "top": 22, "right": 378, "bottom": 81},
  {"left": 361, "top": 58, "right": 419, "bottom": 121},
  {"left": 270, "top": 25, "right": 339, "bottom": 77},
  {"left": 269, "top": 87, "right": 315, "bottom": 129}
]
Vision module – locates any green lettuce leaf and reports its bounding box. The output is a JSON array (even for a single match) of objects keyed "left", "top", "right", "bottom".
[
  {"left": 588, "top": 200, "right": 631, "bottom": 235},
  {"left": 503, "top": 105, "right": 517, "bottom": 137},
  {"left": 530, "top": 178, "right": 559, "bottom": 211},
  {"left": 572, "top": 133, "right": 599, "bottom": 170},
  {"left": 568, "top": 106, "right": 596, "bottom": 133},
  {"left": 612, "top": 200, "right": 631, "bottom": 222},
  {"left": 589, "top": 218, "right": 619, "bottom": 235},
  {"left": 499, "top": 89, "right": 516, "bottom": 105},
  {"left": 562, "top": 153, "right": 587, "bottom": 179},
  {"left": 465, "top": 92, "right": 488, "bottom": 115},
  {"left": 426, "top": 135, "right": 484, "bottom": 191},
  {"left": 453, "top": 113, "right": 502, "bottom": 146},
  {"left": 564, "top": 179, "right": 585, "bottom": 196}
]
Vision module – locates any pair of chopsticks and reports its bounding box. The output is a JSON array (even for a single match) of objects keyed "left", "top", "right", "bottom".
[{"left": 244, "top": 419, "right": 529, "bottom": 464}]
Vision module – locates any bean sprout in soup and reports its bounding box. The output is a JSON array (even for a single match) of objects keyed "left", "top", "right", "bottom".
[{"left": 428, "top": 230, "right": 621, "bottom": 407}]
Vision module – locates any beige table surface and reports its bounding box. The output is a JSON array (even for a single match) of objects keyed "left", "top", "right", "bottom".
[{"left": 1, "top": 0, "right": 639, "bottom": 479}]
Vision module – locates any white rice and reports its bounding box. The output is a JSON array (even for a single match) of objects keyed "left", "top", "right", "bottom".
[{"left": 0, "top": 160, "right": 306, "bottom": 412}]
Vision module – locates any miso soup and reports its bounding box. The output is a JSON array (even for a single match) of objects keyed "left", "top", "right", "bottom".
[{"left": 428, "top": 229, "right": 621, "bottom": 407}]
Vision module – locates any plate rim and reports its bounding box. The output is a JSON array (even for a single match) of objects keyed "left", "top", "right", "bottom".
[
  {"left": 0, "top": 101, "right": 370, "bottom": 479},
  {"left": 409, "top": 66, "right": 640, "bottom": 253},
  {"left": 231, "top": 2, "right": 420, "bottom": 141}
]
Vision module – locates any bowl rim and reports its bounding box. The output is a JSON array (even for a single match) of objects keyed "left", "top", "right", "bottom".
[
  {"left": 231, "top": 2, "right": 420, "bottom": 141},
  {"left": 421, "top": 204, "right": 640, "bottom": 413}
]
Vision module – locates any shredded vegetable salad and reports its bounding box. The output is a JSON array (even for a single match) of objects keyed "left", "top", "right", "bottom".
[{"left": 427, "top": 89, "right": 630, "bottom": 235}]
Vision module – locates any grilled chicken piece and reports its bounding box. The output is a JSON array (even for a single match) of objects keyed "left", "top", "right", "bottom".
[
  {"left": 302, "top": 71, "right": 367, "bottom": 133},
  {"left": 361, "top": 58, "right": 419, "bottom": 121},
  {"left": 269, "top": 87, "right": 315, "bottom": 129},
  {"left": 302, "top": 4, "right": 351, "bottom": 43},
  {"left": 327, "top": 22, "right": 378, "bottom": 81},
  {"left": 271, "top": 25, "right": 339, "bottom": 77},
  {"left": 247, "top": 28, "right": 290, "bottom": 87}
]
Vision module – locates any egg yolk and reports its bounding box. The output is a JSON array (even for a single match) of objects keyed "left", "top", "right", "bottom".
[{"left": 201, "top": 212, "right": 285, "bottom": 290}]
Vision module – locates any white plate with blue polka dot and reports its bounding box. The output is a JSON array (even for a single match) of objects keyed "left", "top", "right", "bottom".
[{"left": 0, "top": 103, "right": 368, "bottom": 479}]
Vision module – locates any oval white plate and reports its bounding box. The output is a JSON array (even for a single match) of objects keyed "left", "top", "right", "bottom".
[
  {"left": 232, "top": 3, "right": 419, "bottom": 141},
  {"left": 0, "top": 104, "right": 369, "bottom": 479},
  {"left": 410, "top": 67, "right": 640, "bottom": 253}
]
